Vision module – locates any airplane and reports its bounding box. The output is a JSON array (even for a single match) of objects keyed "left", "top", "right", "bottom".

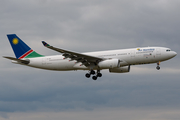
[{"left": 3, "top": 34, "right": 177, "bottom": 80}]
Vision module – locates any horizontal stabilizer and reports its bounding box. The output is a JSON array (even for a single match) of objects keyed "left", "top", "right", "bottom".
[{"left": 3, "top": 56, "right": 30, "bottom": 64}]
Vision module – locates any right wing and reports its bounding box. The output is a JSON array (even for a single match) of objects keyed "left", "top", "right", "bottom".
[{"left": 42, "top": 41, "right": 104, "bottom": 66}]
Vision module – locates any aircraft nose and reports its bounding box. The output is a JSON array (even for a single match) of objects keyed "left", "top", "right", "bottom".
[
  {"left": 175, "top": 51, "right": 177, "bottom": 56},
  {"left": 172, "top": 51, "right": 177, "bottom": 57}
]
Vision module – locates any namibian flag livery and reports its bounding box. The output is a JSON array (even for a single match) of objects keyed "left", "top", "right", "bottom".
[{"left": 7, "top": 34, "right": 44, "bottom": 59}]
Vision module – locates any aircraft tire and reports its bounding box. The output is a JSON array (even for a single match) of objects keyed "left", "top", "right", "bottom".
[
  {"left": 92, "top": 76, "right": 97, "bottom": 80},
  {"left": 97, "top": 73, "right": 102, "bottom": 77},
  {"left": 85, "top": 73, "right": 90, "bottom": 78},
  {"left": 90, "top": 70, "right": 95, "bottom": 75},
  {"left": 156, "top": 66, "right": 160, "bottom": 70}
]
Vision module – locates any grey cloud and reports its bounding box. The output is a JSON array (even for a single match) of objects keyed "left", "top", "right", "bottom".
[
  {"left": 1, "top": 0, "right": 180, "bottom": 51},
  {"left": 0, "top": 67, "right": 180, "bottom": 112}
]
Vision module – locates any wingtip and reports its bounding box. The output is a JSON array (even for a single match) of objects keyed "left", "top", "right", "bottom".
[{"left": 42, "top": 41, "right": 50, "bottom": 47}]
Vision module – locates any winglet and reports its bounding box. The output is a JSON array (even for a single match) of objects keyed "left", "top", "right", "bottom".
[{"left": 42, "top": 41, "right": 50, "bottom": 47}]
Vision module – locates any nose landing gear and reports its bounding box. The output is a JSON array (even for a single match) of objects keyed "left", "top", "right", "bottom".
[
  {"left": 156, "top": 62, "right": 160, "bottom": 70},
  {"left": 85, "top": 70, "right": 102, "bottom": 80}
]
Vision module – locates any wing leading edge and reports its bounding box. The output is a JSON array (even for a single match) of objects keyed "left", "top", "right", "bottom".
[{"left": 42, "top": 41, "right": 104, "bottom": 66}]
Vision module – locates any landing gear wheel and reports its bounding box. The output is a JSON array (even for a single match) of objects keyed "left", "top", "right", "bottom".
[
  {"left": 85, "top": 73, "right": 90, "bottom": 78},
  {"left": 97, "top": 73, "right": 102, "bottom": 77},
  {"left": 85, "top": 69, "right": 102, "bottom": 80},
  {"left": 156, "top": 66, "right": 160, "bottom": 70},
  {"left": 90, "top": 70, "right": 95, "bottom": 75},
  {"left": 92, "top": 76, "right": 97, "bottom": 80},
  {"left": 156, "top": 62, "right": 161, "bottom": 70}
]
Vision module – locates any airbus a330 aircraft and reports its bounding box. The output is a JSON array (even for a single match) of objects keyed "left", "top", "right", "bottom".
[{"left": 4, "top": 34, "right": 177, "bottom": 80}]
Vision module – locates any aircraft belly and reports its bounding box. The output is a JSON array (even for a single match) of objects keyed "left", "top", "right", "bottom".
[
  {"left": 45, "top": 60, "right": 75, "bottom": 70},
  {"left": 73, "top": 63, "right": 88, "bottom": 70},
  {"left": 28, "top": 57, "right": 75, "bottom": 71}
]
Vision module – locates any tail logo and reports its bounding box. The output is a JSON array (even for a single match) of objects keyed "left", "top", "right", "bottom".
[{"left": 12, "top": 38, "right": 19, "bottom": 45}]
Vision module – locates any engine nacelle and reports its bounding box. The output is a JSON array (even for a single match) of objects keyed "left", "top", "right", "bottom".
[
  {"left": 98, "top": 59, "right": 120, "bottom": 69},
  {"left": 109, "top": 65, "right": 130, "bottom": 73}
]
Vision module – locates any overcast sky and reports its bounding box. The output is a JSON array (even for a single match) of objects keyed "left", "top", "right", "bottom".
[{"left": 0, "top": 0, "right": 180, "bottom": 120}]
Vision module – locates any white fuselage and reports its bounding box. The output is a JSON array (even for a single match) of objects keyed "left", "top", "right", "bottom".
[{"left": 19, "top": 47, "right": 177, "bottom": 71}]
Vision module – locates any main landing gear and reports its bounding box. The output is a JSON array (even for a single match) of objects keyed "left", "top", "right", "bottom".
[
  {"left": 156, "top": 62, "right": 160, "bottom": 70},
  {"left": 85, "top": 70, "right": 102, "bottom": 80}
]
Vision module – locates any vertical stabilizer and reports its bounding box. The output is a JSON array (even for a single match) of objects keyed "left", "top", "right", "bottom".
[{"left": 7, "top": 34, "right": 44, "bottom": 59}]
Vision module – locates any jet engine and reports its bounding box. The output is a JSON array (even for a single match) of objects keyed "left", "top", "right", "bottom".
[
  {"left": 109, "top": 65, "right": 130, "bottom": 73},
  {"left": 98, "top": 59, "right": 120, "bottom": 69}
]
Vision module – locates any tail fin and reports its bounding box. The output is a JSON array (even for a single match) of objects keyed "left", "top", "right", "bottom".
[{"left": 7, "top": 34, "right": 44, "bottom": 59}]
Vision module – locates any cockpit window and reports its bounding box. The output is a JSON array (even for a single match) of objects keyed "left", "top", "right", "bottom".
[{"left": 166, "top": 49, "right": 171, "bottom": 52}]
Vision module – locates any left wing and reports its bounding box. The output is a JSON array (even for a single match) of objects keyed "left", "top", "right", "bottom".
[{"left": 42, "top": 41, "right": 104, "bottom": 66}]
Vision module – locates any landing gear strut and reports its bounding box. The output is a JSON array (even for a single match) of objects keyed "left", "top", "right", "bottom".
[
  {"left": 156, "top": 62, "right": 160, "bottom": 70},
  {"left": 85, "top": 70, "right": 102, "bottom": 80}
]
